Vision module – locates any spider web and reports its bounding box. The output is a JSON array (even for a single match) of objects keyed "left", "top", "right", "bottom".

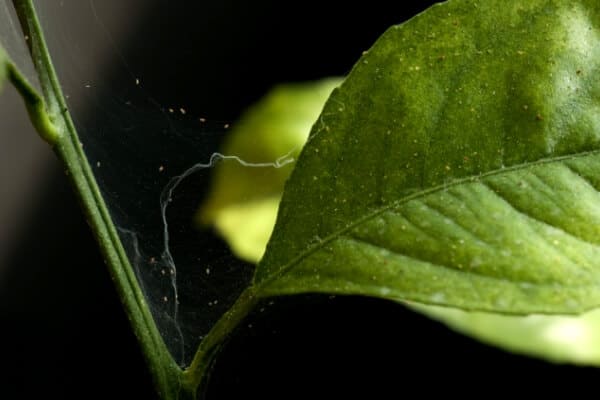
[
  {"left": 8, "top": 0, "right": 431, "bottom": 368},
  {"left": 25, "top": 0, "right": 290, "bottom": 366}
]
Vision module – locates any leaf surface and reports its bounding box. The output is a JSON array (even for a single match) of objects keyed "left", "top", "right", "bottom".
[
  {"left": 256, "top": 0, "right": 600, "bottom": 314},
  {"left": 201, "top": 78, "right": 600, "bottom": 366}
]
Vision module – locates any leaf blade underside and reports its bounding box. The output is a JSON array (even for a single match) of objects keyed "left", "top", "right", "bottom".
[
  {"left": 255, "top": 0, "right": 600, "bottom": 314},
  {"left": 411, "top": 303, "right": 600, "bottom": 365}
]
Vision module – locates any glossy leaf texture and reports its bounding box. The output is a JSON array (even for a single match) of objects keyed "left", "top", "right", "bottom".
[
  {"left": 255, "top": 0, "right": 600, "bottom": 314},
  {"left": 198, "top": 79, "right": 341, "bottom": 262}
]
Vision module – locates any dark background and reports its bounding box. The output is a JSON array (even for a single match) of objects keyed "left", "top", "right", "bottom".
[{"left": 0, "top": 1, "right": 597, "bottom": 398}]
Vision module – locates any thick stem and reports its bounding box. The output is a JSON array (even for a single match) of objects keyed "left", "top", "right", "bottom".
[{"left": 182, "top": 287, "right": 260, "bottom": 397}]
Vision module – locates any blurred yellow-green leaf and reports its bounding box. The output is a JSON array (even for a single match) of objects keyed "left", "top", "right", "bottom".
[
  {"left": 198, "top": 78, "right": 342, "bottom": 262},
  {"left": 410, "top": 304, "right": 600, "bottom": 366}
]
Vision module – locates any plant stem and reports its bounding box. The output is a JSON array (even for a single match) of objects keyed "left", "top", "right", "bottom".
[
  {"left": 7, "top": 62, "right": 59, "bottom": 144},
  {"left": 182, "top": 287, "right": 260, "bottom": 396},
  {"left": 10, "top": 1, "right": 181, "bottom": 398}
]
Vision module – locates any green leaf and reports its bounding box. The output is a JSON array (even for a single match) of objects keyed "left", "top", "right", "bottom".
[
  {"left": 411, "top": 304, "right": 600, "bottom": 365},
  {"left": 201, "top": 78, "right": 600, "bottom": 366},
  {"left": 198, "top": 79, "right": 341, "bottom": 262},
  {"left": 255, "top": 0, "right": 600, "bottom": 315}
]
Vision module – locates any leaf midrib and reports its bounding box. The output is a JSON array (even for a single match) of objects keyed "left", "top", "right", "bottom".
[{"left": 255, "top": 148, "right": 600, "bottom": 291}]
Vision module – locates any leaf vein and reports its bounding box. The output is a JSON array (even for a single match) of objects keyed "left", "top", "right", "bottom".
[
  {"left": 480, "top": 179, "right": 600, "bottom": 250},
  {"left": 343, "top": 235, "right": 546, "bottom": 287},
  {"left": 258, "top": 150, "right": 600, "bottom": 288}
]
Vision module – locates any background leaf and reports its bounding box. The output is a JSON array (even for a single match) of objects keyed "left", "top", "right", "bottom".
[
  {"left": 198, "top": 79, "right": 341, "bottom": 262},
  {"left": 410, "top": 304, "right": 600, "bottom": 365},
  {"left": 255, "top": 0, "right": 600, "bottom": 315}
]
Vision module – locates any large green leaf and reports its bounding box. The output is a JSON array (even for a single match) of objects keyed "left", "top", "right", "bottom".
[
  {"left": 255, "top": 0, "right": 600, "bottom": 315},
  {"left": 202, "top": 78, "right": 600, "bottom": 366}
]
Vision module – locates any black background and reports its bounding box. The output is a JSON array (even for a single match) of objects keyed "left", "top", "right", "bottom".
[{"left": 1, "top": 1, "right": 597, "bottom": 398}]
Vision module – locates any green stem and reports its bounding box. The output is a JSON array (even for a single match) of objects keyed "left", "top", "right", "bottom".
[
  {"left": 9, "top": 1, "right": 181, "bottom": 398},
  {"left": 7, "top": 62, "right": 59, "bottom": 144},
  {"left": 182, "top": 287, "right": 260, "bottom": 396}
]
